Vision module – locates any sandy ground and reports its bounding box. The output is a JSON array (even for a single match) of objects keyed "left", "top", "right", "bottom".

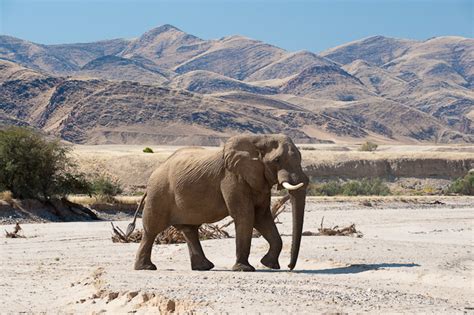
[{"left": 1, "top": 197, "right": 473, "bottom": 314}]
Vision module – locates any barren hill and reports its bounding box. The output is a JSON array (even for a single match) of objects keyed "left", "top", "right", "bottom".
[
  {"left": 173, "top": 35, "right": 286, "bottom": 80},
  {"left": 280, "top": 64, "right": 375, "bottom": 101},
  {"left": 79, "top": 55, "right": 169, "bottom": 84},
  {"left": 120, "top": 24, "right": 212, "bottom": 69},
  {"left": 0, "top": 24, "right": 473, "bottom": 144},
  {"left": 246, "top": 50, "right": 336, "bottom": 81},
  {"left": 169, "top": 70, "right": 276, "bottom": 94},
  {"left": 0, "top": 59, "right": 368, "bottom": 144},
  {"left": 320, "top": 36, "right": 417, "bottom": 66}
]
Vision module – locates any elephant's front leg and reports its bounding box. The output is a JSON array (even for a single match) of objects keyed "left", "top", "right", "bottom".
[
  {"left": 222, "top": 177, "right": 256, "bottom": 271},
  {"left": 254, "top": 208, "right": 282, "bottom": 269},
  {"left": 232, "top": 215, "right": 256, "bottom": 271},
  {"left": 175, "top": 224, "right": 214, "bottom": 271}
]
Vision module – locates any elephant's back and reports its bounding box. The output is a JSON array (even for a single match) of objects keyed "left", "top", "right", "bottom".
[
  {"left": 152, "top": 148, "right": 227, "bottom": 224},
  {"left": 146, "top": 147, "right": 225, "bottom": 197}
]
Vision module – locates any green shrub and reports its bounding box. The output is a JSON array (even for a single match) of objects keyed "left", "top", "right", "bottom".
[
  {"left": 308, "top": 181, "right": 342, "bottom": 196},
  {"left": 0, "top": 127, "right": 90, "bottom": 199},
  {"left": 143, "top": 147, "right": 154, "bottom": 153},
  {"left": 359, "top": 141, "right": 378, "bottom": 152},
  {"left": 447, "top": 173, "right": 474, "bottom": 195},
  {"left": 342, "top": 178, "right": 390, "bottom": 196},
  {"left": 298, "top": 146, "right": 317, "bottom": 151},
  {"left": 307, "top": 178, "right": 390, "bottom": 196},
  {"left": 90, "top": 175, "right": 123, "bottom": 202}
]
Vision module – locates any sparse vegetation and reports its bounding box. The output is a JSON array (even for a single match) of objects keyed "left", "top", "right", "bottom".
[
  {"left": 447, "top": 172, "right": 474, "bottom": 195},
  {"left": 90, "top": 175, "right": 123, "bottom": 202},
  {"left": 298, "top": 146, "right": 317, "bottom": 151},
  {"left": 359, "top": 141, "right": 378, "bottom": 152},
  {"left": 0, "top": 190, "right": 14, "bottom": 203},
  {"left": 143, "top": 147, "right": 154, "bottom": 153},
  {"left": 0, "top": 127, "right": 90, "bottom": 200},
  {"left": 308, "top": 178, "right": 391, "bottom": 196}
]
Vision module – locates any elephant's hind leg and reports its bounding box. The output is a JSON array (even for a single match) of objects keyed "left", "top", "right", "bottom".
[
  {"left": 134, "top": 227, "right": 161, "bottom": 270},
  {"left": 176, "top": 224, "right": 215, "bottom": 271}
]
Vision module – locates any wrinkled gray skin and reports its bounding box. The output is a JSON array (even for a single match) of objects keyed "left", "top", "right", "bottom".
[{"left": 134, "top": 134, "right": 309, "bottom": 272}]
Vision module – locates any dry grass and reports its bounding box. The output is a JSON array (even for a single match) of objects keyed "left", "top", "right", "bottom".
[
  {"left": 68, "top": 195, "right": 141, "bottom": 205},
  {"left": 0, "top": 191, "right": 13, "bottom": 204}
]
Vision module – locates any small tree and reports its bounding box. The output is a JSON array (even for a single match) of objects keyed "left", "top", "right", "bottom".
[
  {"left": 359, "top": 141, "right": 378, "bottom": 152},
  {"left": 143, "top": 147, "right": 154, "bottom": 153},
  {"left": 0, "top": 127, "right": 89, "bottom": 199},
  {"left": 448, "top": 172, "right": 474, "bottom": 195},
  {"left": 90, "top": 175, "right": 123, "bottom": 202}
]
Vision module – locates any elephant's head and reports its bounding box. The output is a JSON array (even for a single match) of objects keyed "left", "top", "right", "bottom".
[{"left": 223, "top": 134, "right": 309, "bottom": 270}]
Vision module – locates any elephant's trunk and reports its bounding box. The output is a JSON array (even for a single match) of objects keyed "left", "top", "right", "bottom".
[{"left": 287, "top": 174, "right": 308, "bottom": 271}]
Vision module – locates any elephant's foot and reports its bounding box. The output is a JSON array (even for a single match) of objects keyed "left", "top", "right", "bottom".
[
  {"left": 191, "top": 256, "right": 215, "bottom": 271},
  {"left": 261, "top": 254, "right": 280, "bottom": 270},
  {"left": 232, "top": 262, "right": 255, "bottom": 272},
  {"left": 134, "top": 261, "right": 157, "bottom": 270}
]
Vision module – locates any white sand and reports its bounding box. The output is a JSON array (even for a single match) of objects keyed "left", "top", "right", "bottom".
[{"left": 1, "top": 198, "right": 473, "bottom": 313}]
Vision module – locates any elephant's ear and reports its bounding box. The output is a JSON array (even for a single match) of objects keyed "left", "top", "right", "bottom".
[{"left": 223, "top": 136, "right": 266, "bottom": 190}]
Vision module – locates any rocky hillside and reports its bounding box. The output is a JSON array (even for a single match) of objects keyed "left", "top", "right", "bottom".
[{"left": 0, "top": 25, "right": 472, "bottom": 144}]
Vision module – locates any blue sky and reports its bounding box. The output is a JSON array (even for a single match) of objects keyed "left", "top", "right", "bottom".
[{"left": 1, "top": 0, "right": 472, "bottom": 52}]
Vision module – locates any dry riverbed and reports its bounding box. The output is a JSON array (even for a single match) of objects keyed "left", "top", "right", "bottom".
[{"left": 1, "top": 197, "right": 473, "bottom": 313}]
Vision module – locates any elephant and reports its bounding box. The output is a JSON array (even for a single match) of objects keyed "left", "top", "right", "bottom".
[{"left": 134, "top": 134, "right": 309, "bottom": 272}]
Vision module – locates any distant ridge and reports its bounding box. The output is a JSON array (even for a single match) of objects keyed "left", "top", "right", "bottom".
[{"left": 0, "top": 25, "right": 472, "bottom": 144}]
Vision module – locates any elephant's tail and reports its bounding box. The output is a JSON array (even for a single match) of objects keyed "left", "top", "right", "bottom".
[
  {"left": 124, "top": 192, "right": 147, "bottom": 238},
  {"left": 132, "top": 192, "right": 147, "bottom": 223}
]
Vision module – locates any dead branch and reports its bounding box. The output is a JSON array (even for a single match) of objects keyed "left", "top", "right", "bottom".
[
  {"left": 5, "top": 222, "right": 25, "bottom": 238},
  {"left": 300, "top": 217, "right": 363, "bottom": 238},
  {"left": 271, "top": 194, "right": 291, "bottom": 218},
  {"left": 111, "top": 222, "right": 129, "bottom": 242},
  {"left": 112, "top": 223, "right": 230, "bottom": 244},
  {"left": 315, "top": 217, "right": 363, "bottom": 237}
]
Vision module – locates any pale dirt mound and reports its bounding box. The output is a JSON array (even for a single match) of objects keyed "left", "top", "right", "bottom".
[
  {"left": 41, "top": 266, "right": 204, "bottom": 314},
  {"left": 72, "top": 144, "right": 474, "bottom": 193},
  {"left": 65, "top": 268, "right": 204, "bottom": 314}
]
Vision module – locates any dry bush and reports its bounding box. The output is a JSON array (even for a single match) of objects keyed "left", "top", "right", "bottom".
[
  {"left": 0, "top": 190, "right": 13, "bottom": 204},
  {"left": 359, "top": 141, "right": 378, "bottom": 152}
]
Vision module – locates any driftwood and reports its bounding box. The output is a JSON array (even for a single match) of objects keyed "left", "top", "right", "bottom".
[
  {"left": 302, "top": 217, "right": 363, "bottom": 237},
  {"left": 112, "top": 223, "right": 230, "bottom": 244},
  {"left": 5, "top": 223, "right": 25, "bottom": 238},
  {"left": 271, "top": 194, "right": 291, "bottom": 220}
]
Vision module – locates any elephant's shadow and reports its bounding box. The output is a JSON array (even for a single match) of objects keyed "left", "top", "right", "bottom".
[{"left": 258, "top": 263, "right": 421, "bottom": 274}]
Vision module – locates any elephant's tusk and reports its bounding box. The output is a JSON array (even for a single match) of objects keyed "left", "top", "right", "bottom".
[{"left": 282, "top": 181, "right": 304, "bottom": 190}]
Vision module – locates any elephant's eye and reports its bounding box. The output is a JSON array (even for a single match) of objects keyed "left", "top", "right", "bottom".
[{"left": 273, "top": 157, "right": 280, "bottom": 163}]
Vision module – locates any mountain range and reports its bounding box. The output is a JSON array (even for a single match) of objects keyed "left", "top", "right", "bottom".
[{"left": 0, "top": 24, "right": 473, "bottom": 144}]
